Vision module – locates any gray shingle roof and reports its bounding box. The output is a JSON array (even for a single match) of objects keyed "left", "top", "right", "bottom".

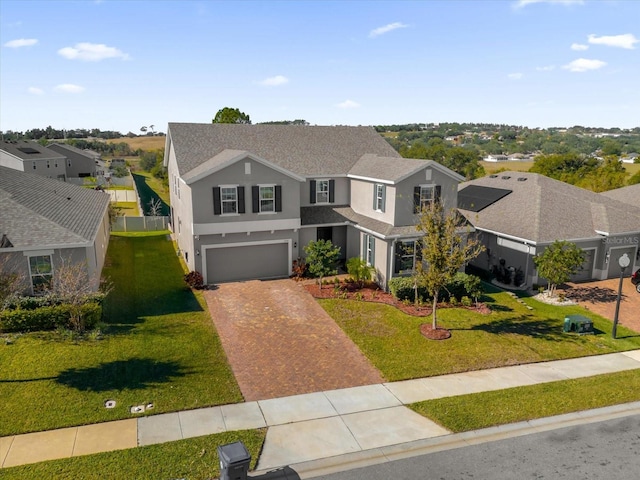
[
  {"left": 0, "top": 166, "right": 110, "bottom": 248},
  {"left": 167, "top": 123, "right": 401, "bottom": 178},
  {"left": 0, "top": 140, "right": 66, "bottom": 162},
  {"left": 47, "top": 142, "right": 95, "bottom": 160},
  {"left": 349, "top": 155, "right": 464, "bottom": 184},
  {"left": 457, "top": 172, "right": 640, "bottom": 244},
  {"left": 300, "top": 205, "right": 421, "bottom": 238},
  {"left": 600, "top": 183, "right": 640, "bottom": 207}
]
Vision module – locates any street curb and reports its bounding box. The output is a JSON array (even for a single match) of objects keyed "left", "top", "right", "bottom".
[{"left": 250, "top": 401, "right": 640, "bottom": 479}]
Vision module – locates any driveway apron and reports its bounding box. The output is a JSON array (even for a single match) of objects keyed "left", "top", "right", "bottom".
[{"left": 203, "top": 279, "right": 384, "bottom": 401}]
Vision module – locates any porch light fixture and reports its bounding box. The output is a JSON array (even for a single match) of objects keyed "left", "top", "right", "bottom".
[{"left": 612, "top": 253, "right": 630, "bottom": 339}]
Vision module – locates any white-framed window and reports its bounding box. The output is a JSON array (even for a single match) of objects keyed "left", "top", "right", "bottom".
[
  {"left": 221, "top": 186, "right": 238, "bottom": 214},
  {"left": 364, "top": 234, "right": 375, "bottom": 267},
  {"left": 316, "top": 179, "right": 329, "bottom": 204},
  {"left": 29, "top": 255, "right": 53, "bottom": 293},
  {"left": 420, "top": 185, "right": 435, "bottom": 209},
  {"left": 375, "top": 183, "right": 385, "bottom": 212},
  {"left": 259, "top": 185, "right": 275, "bottom": 213},
  {"left": 414, "top": 184, "right": 441, "bottom": 213}
]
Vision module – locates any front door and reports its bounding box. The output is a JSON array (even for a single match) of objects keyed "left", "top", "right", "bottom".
[{"left": 317, "top": 227, "right": 332, "bottom": 243}]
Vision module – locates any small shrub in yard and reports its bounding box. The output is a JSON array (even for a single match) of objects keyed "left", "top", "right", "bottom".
[
  {"left": 388, "top": 277, "right": 429, "bottom": 303},
  {"left": 184, "top": 271, "right": 204, "bottom": 289},
  {"left": 291, "top": 259, "right": 308, "bottom": 279},
  {"left": 346, "top": 257, "right": 374, "bottom": 286},
  {"left": 461, "top": 296, "right": 473, "bottom": 307}
]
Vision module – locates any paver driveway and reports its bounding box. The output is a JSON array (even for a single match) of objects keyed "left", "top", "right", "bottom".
[
  {"left": 565, "top": 278, "right": 640, "bottom": 333},
  {"left": 203, "top": 279, "right": 384, "bottom": 401}
]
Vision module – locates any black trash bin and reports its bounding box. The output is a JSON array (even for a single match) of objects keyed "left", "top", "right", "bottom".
[{"left": 218, "top": 441, "right": 251, "bottom": 480}]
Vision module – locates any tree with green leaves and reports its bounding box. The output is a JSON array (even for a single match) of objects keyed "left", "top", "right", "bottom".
[
  {"left": 212, "top": 107, "right": 251, "bottom": 124},
  {"left": 304, "top": 240, "right": 341, "bottom": 289},
  {"left": 533, "top": 240, "right": 585, "bottom": 297},
  {"left": 346, "top": 257, "right": 374, "bottom": 287},
  {"left": 414, "top": 201, "right": 484, "bottom": 330}
]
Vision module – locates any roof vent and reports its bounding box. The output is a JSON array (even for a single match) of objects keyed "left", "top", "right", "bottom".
[
  {"left": 489, "top": 174, "right": 498, "bottom": 178},
  {"left": 501, "top": 176, "right": 511, "bottom": 180},
  {"left": 517, "top": 177, "right": 527, "bottom": 182}
]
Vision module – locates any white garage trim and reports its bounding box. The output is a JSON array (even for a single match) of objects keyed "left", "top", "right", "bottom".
[{"left": 201, "top": 239, "right": 292, "bottom": 284}]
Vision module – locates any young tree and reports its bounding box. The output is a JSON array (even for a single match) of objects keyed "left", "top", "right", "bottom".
[
  {"left": 50, "top": 256, "right": 106, "bottom": 332},
  {"left": 304, "top": 240, "right": 341, "bottom": 289},
  {"left": 533, "top": 240, "right": 585, "bottom": 297},
  {"left": 414, "top": 201, "right": 484, "bottom": 330},
  {"left": 148, "top": 197, "right": 163, "bottom": 216},
  {"left": 212, "top": 107, "right": 251, "bottom": 124},
  {"left": 0, "top": 256, "right": 28, "bottom": 310}
]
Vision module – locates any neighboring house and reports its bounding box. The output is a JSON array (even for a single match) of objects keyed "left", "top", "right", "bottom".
[
  {"left": 457, "top": 172, "right": 640, "bottom": 287},
  {"left": 483, "top": 154, "right": 509, "bottom": 162},
  {"left": 164, "top": 123, "right": 463, "bottom": 288},
  {"left": 0, "top": 140, "right": 67, "bottom": 181},
  {"left": 47, "top": 143, "right": 97, "bottom": 178},
  {"left": 0, "top": 166, "right": 111, "bottom": 294}
]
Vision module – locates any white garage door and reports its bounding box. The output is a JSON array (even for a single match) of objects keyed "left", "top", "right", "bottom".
[{"left": 205, "top": 242, "right": 289, "bottom": 284}]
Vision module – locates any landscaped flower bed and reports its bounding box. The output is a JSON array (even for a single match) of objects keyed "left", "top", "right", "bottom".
[{"left": 303, "top": 280, "right": 491, "bottom": 317}]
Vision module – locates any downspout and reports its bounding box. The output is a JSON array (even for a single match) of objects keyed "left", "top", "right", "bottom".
[{"left": 388, "top": 238, "right": 397, "bottom": 292}]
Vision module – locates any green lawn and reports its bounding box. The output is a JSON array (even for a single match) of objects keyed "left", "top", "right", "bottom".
[
  {"left": 0, "top": 234, "right": 241, "bottom": 437},
  {"left": 410, "top": 369, "right": 640, "bottom": 433},
  {"left": 2, "top": 429, "right": 265, "bottom": 480},
  {"left": 319, "top": 284, "right": 640, "bottom": 381}
]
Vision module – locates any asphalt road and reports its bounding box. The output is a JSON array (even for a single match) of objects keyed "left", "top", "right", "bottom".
[{"left": 313, "top": 414, "right": 640, "bottom": 480}]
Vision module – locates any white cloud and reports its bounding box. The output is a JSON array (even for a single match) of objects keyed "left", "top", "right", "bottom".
[
  {"left": 508, "top": 72, "right": 523, "bottom": 80},
  {"left": 336, "top": 100, "right": 360, "bottom": 109},
  {"left": 571, "top": 43, "right": 588, "bottom": 51},
  {"left": 58, "top": 42, "right": 130, "bottom": 61},
  {"left": 28, "top": 87, "right": 44, "bottom": 95},
  {"left": 514, "top": 0, "right": 583, "bottom": 8},
  {"left": 369, "top": 22, "right": 408, "bottom": 38},
  {"left": 54, "top": 84, "right": 85, "bottom": 93},
  {"left": 536, "top": 65, "right": 555, "bottom": 71},
  {"left": 4, "top": 38, "right": 38, "bottom": 48},
  {"left": 259, "top": 75, "right": 289, "bottom": 86},
  {"left": 588, "top": 33, "right": 638, "bottom": 50},
  {"left": 563, "top": 58, "right": 606, "bottom": 72}
]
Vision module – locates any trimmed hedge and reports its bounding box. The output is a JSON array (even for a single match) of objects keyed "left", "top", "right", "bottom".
[
  {"left": 0, "top": 303, "right": 102, "bottom": 333},
  {"left": 388, "top": 273, "right": 483, "bottom": 303}
]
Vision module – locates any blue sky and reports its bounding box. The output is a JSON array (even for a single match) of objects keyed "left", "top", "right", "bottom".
[{"left": 1, "top": 0, "right": 638, "bottom": 133}]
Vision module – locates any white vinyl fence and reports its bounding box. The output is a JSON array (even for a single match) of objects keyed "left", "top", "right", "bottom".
[{"left": 112, "top": 216, "right": 170, "bottom": 232}]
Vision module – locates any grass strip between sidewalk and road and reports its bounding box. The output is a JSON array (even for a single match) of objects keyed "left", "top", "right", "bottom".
[
  {"left": 410, "top": 369, "right": 640, "bottom": 433},
  {"left": 2, "top": 429, "right": 266, "bottom": 480}
]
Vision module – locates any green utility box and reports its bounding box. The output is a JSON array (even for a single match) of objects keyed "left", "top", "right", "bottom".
[{"left": 563, "top": 315, "right": 594, "bottom": 335}]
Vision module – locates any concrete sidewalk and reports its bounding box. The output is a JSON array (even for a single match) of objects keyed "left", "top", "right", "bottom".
[{"left": 2, "top": 350, "right": 640, "bottom": 473}]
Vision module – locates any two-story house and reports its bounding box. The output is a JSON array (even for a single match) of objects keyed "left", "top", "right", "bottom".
[
  {"left": 0, "top": 140, "right": 67, "bottom": 180},
  {"left": 47, "top": 143, "right": 97, "bottom": 179},
  {"left": 164, "top": 123, "right": 463, "bottom": 289}
]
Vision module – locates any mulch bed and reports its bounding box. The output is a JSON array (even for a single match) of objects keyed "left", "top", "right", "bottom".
[{"left": 302, "top": 280, "right": 491, "bottom": 318}]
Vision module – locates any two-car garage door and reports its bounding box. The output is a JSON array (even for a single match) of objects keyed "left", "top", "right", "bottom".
[{"left": 204, "top": 241, "right": 290, "bottom": 284}]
